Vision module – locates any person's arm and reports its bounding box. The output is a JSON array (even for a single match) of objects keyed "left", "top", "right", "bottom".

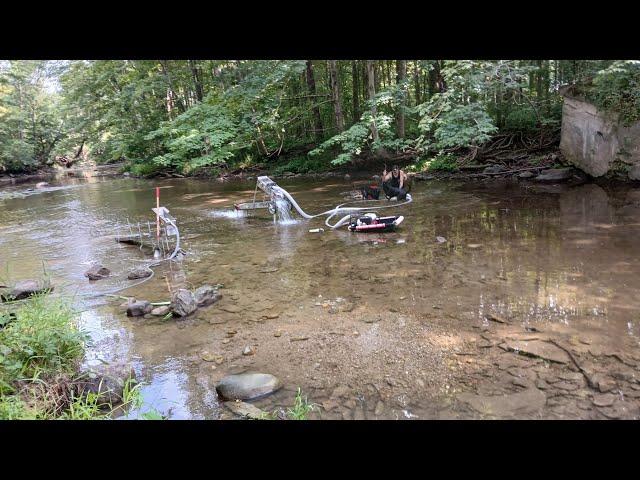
[
  {"left": 382, "top": 171, "right": 391, "bottom": 182},
  {"left": 399, "top": 171, "right": 404, "bottom": 190}
]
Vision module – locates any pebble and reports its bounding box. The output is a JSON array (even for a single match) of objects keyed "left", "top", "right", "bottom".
[
  {"left": 242, "top": 346, "right": 256, "bottom": 356},
  {"left": 222, "top": 339, "right": 231, "bottom": 344},
  {"left": 274, "top": 331, "right": 282, "bottom": 337},
  {"left": 200, "top": 350, "right": 218, "bottom": 362},
  {"left": 592, "top": 393, "right": 615, "bottom": 407}
]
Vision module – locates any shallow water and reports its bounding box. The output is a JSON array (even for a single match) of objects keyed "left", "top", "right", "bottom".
[{"left": 2, "top": 171, "right": 640, "bottom": 419}]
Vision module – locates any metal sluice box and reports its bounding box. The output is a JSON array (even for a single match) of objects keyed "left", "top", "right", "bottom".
[{"left": 234, "top": 176, "right": 283, "bottom": 212}]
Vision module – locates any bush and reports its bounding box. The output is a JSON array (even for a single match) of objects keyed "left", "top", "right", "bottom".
[
  {"left": 0, "top": 294, "right": 87, "bottom": 395},
  {"left": 427, "top": 155, "right": 459, "bottom": 172}
]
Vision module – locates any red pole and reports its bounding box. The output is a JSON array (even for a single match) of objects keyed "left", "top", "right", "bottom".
[{"left": 156, "top": 187, "right": 160, "bottom": 240}]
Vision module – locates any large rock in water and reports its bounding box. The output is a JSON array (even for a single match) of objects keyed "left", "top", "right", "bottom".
[
  {"left": 171, "top": 289, "right": 198, "bottom": 317},
  {"left": 194, "top": 285, "right": 221, "bottom": 307},
  {"left": 76, "top": 362, "right": 136, "bottom": 406},
  {"left": 629, "top": 165, "right": 640, "bottom": 181},
  {"left": 127, "top": 267, "right": 152, "bottom": 280},
  {"left": 3, "top": 279, "right": 53, "bottom": 301},
  {"left": 126, "top": 300, "right": 152, "bottom": 317},
  {"left": 84, "top": 264, "right": 110, "bottom": 280},
  {"left": 216, "top": 373, "right": 282, "bottom": 401},
  {"left": 534, "top": 168, "right": 575, "bottom": 182}
]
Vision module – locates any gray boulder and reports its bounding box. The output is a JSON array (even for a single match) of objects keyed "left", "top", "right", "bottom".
[
  {"left": 126, "top": 300, "right": 153, "bottom": 317},
  {"left": 534, "top": 168, "right": 574, "bottom": 182},
  {"left": 151, "top": 305, "right": 171, "bottom": 316},
  {"left": 3, "top": 279, "right": 53, "bottom": 301},
  {"left": 629, "top": 165, "right": 640, "bottom": 181},
  {"left": 76, "top": 362, "right": 136, "bottom": 406},
  {"left": 36, "top": 182, "right": 49, "bottom": 188},
  {"left": 84, "top": 264, "right": 110, "bottom": 280},
  {"left": 518, "top": 171, "right": 535, "bottom": 179},
  {"left": 194, "top": 285, "right": 221, "bottom": 307},
  {"left": 127, "top": 267, "right": 152, "bottom": 280},
  {"left": 216, "top": 373, "right": 282, "bottom": 401},
  {"left": 483, "top": 165, "right": 505, "bottom": 174},
  {"left": 171, "top": 289, "right": 198, "bottom": 317}
]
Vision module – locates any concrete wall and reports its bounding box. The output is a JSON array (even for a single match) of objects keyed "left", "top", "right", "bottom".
[{"left": 560, "top": 95, "right": 640, "bottom": 180}]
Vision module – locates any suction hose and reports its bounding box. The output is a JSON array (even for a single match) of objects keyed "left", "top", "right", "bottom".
[{"left": 271, "top": 185, "right": 412, "bottom": 229}]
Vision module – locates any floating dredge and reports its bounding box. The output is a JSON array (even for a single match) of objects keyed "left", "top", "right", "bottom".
[{"left": 235, "top": 175, "right": 411, "bottom": 231}]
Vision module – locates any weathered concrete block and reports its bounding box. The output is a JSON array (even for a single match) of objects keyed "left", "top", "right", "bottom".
[{"left": 560, "top": 95, "right": 640, "bottom": 179}]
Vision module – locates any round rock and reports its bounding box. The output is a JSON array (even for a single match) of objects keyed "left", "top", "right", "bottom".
[{"left": 216, "top": 373, "right": 282, "bottom": 401}]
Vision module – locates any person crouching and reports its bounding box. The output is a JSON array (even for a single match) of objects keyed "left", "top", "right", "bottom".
[{"left": 382, "top": 165, "right": 410, "bottom": 200}]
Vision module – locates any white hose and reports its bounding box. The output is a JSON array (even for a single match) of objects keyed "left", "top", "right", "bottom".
[{"left": 271, "top": 185, "right": 412, "bottom": 229}]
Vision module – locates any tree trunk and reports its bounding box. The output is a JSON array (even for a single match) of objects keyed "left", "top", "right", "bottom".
[
  {"left": 189, "top": 60, "right": 204, "bottom": 102},
  {"left": 413, "top": 61, "right": 421, "bottom": 105},
  {"left": 74, "top": 139, "right": 85, "bottom": 159},
  {"left": 366, "top": 60, "right": 380, "bottom": 146},
  {"left": 396, "top": 60, "right": 406, "bottom": 139},
  {"left": 352, "top": 60, "right": 360, "bottom": 123},
  {"left": 435, "top": 61, "right": 446, "bottom": 93},
  {"left": 328, "top": 60, "right": 345, "bottom": 132},
  {"left": 160, "top": 60, "right": 185, "bottom": 113},
  {"left": 305, "top": 60, "right": 324, "bottom": 142}
]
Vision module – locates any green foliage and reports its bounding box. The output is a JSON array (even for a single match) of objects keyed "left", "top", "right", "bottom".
[
  {"left": 145, "top": 101, "right": 241, "bottom": 174},
  {"left": 286, "top": 387, "right": 317, "bottom": 420},
  {"left": 0, "top": 395, "right": 37, "bottom": 419},
  {"left": 0, "top": 294, "right": 87, "bottom": 394},
  {"left": 419, "top": 100, "right": 498, "bottom": 151},
  {"left": 0, "top": 61, "right": 66, "bottom": 173},
  {"left": 2, "top": 59, "right": 633, "bottom": 176},
  {"left": 427, "top": 154, "right": 459, "bottom": 172},
  {"left": 272, "top": 154, "right": 329, "bottom": 174},
  {"left": 590, "top": 61, "right": 640, "bottom": 126},
  {"left": 310, "top": 88, "right": 411, "bottom": 165}
]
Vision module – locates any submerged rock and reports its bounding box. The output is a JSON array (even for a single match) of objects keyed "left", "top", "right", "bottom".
[
  {"left": 216, "top": 373, "right": 282, "bottom": 401},
  {"left": 483, "top": 165, "right": 505, "bottom": 174},
  {"left": 457, "top": 387, "right": 546, "bottom": 417},
  {"left": 35, "top": 181, "right": 49, "bottom": 188},
  {"left": 629, "top": 165, "right": 640, "bottom": 181},
  {"left": 534, "top": 168, "right": 574, "bottom": 182},
  {"left": 171, "top": 289, "right": 198, "bottom": 317},
  {"left": 76, "top": 362, "right": 136, "bottom": 406},
  {"left": 224, "top": 400, "right": 267, "bottom": 419},
  {"left": 127, "top": 300, "right": 152, "bottom": 317},
  {"left": 127, "top": 267, "right": 152, "bottom": 280},
  {"left": 518, "top": 171, "right": 535, "bottom": 179},
  {"left": 3, "top": 279, "right": 53, "bottom": 301},
  {"left": 194, "top": 285, "right": 221, "bottom": 307},
  {"left": 151, "top": 305, "right": 171, "bottom": 316},
  {"left": 503, "top": 340, "right": 570, "bottom": 364},
  {"left": 85, "top": 264, "right": 110, "bottom": 280}
]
